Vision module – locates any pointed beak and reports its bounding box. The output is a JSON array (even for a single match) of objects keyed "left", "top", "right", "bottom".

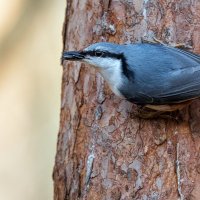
[{"left": 62, "top": 51, "right": 85, "bottom": 61}]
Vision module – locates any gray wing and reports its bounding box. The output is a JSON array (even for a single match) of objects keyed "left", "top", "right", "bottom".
[
  {"left": 121, "top": 44, "right": 200, "bottom": 105},
  {"left": 155, "top": 63, "right": 200, "bottom": 104}
]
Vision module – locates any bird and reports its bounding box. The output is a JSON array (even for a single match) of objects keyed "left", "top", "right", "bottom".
[{"left": 62, "top": 42, "right": 200, "bottom": 116}]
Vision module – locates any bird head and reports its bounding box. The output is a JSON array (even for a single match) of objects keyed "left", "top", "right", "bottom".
[
  {"left": 62, "top": 42, "right": 132, "bottom": 98},
  {"left": 62, "top": 42, "right": 124, "bottom": 70}
]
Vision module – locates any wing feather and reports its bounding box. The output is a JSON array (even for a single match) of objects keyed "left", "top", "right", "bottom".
[
  {"left": 154, "top": 64, "right": 200, "bottom": 104},
  {"left": 142, "top": 45, "right": 200, "bottom": 104},
  {"left": 168, "top": 47, "right": 200, "bottom": 63},
  {"left": 121, "top": 44, "right": 200, "bottom": 104}
]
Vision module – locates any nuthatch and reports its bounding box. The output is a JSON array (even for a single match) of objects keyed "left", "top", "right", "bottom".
[{"left": 62, "top": 42, "right": 200, "bottom": 112}]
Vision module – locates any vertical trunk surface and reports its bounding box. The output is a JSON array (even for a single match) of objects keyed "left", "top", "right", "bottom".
[{"left": 53, "top": 0, "right": 200, "bottom": 199}]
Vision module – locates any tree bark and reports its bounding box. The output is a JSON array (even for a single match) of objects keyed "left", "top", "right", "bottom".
[{"left": 53, "top": 0, "right": 200, "bottom": 199}]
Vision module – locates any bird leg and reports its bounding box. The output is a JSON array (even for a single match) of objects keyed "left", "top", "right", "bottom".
[
  {"left": 169, "top": 42, "right": 192, "bottom": 49},
  {"left": 144, "top": 101, "right": 192, "bottom": 112},
  {"left": 134, "top": 107, "right": 165, "bottom": 119},
  {"left": 142, "top": 37, "right": 166, "bottom": 45},
  {"left": 134, "top": 107, "right": 182, "bottom": 120},
  {"left": 142, "top": 36, "right": 192, "bottom": 49},
  {"left": 141, "top": 36, "right": 167, "bottom": 45},
  {"left": 133, "top": 101, "right": 192, "bottom": 119}
]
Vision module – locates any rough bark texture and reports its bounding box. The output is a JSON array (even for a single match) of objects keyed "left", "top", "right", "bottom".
[{"left": 53, "top": 0, "right": 200, "bottom": 199}]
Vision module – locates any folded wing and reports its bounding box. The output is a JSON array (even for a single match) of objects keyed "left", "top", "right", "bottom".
[{"left": 124, "top": 44, "right": 200, "bottom": 105}]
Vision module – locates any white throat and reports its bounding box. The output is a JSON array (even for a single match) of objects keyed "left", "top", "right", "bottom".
[{"left": 96, "top": 58, "right": 124, "bottom": 97}]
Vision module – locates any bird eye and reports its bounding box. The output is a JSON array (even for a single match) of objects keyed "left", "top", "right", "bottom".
[{"left": 95, "top": 51, "right": 104, "bottom": 57}]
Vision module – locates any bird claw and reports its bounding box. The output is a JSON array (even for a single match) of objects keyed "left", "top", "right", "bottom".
[
  {"left": 169, "top": 42, "right": 192, "bottom": 49},
  {"left": 135, "top": 108, "right": 165, "bottom": 119},
  {"left": 129, "top": 100, "right": 191, "bottom": 119},
  {"left": 130, "top": 105, "right": 184, "bottom": 121},
  {"left": 141, "top": 36, "right": 165, "bottom": 45},
  {"left": 142, "top": 36, "right": 192, "bottom": 49}
]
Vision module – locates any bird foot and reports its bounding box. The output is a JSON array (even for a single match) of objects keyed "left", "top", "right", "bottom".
[
  {"left": 131, "top": 101, "right": 192, "bottom": 120},
  {"left": 132, "top": 107, "right": 181, "bottom": 121},
  {"left": 134, "top": 107, "right": 165, "bottom": 119},
  {"left": 168, "top": 42, "right": 192, "bottom": 49},
  {"left": 142, "top": 37, "right": 165, "bottom": 45},
  {"left": 145, "top": 101, "right": 192, "bottom": 112},
  {"left": 142, "top": 36, "right": 192, "bottom": 49}
]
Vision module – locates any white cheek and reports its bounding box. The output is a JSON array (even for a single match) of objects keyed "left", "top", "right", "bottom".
[
  {"left": 96, "top": 58, "right": 124, "bottom": 97},
  {"left": 96, "top": 57, "right": 118, "bottom": 69},
  {"left": 84, "top": 57, "right": 124, "bottom": 97},
  {"left": 88, "top": 57, "right": 119, "bottom": 68}
]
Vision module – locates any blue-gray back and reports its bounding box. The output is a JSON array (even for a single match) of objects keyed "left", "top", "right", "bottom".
[{"left": 119, "top": 43, "right": 200, "bottom": 104}]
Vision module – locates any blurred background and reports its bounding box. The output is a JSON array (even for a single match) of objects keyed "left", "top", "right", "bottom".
[{"left": 0, "top": 0, "right": 65, "bottom": 199}]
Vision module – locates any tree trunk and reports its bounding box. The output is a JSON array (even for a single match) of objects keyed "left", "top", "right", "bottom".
[{"left": 53, "top": 0, "right": 200, "bottom": 199}]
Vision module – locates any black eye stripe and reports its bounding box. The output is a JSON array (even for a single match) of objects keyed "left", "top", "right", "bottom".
[
  {"left": 82, "top": 50, "right": 133, "bottom": 81},
  {"left": 82, "top": 50, "right": 105, "bottom": 57},
  {"left": 82, "top": 50, "right": 122, "bottom": 59},
  {"left": 95, "top": 51, "right": 104, "bottom": 57}
]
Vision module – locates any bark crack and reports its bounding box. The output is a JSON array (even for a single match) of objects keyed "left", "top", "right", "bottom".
[
  {"left": 85, "top": 151, "right": 95, "bottom": 186},
  {"left": 176, "top": 143, "right": 184, "bottom": 200}
]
